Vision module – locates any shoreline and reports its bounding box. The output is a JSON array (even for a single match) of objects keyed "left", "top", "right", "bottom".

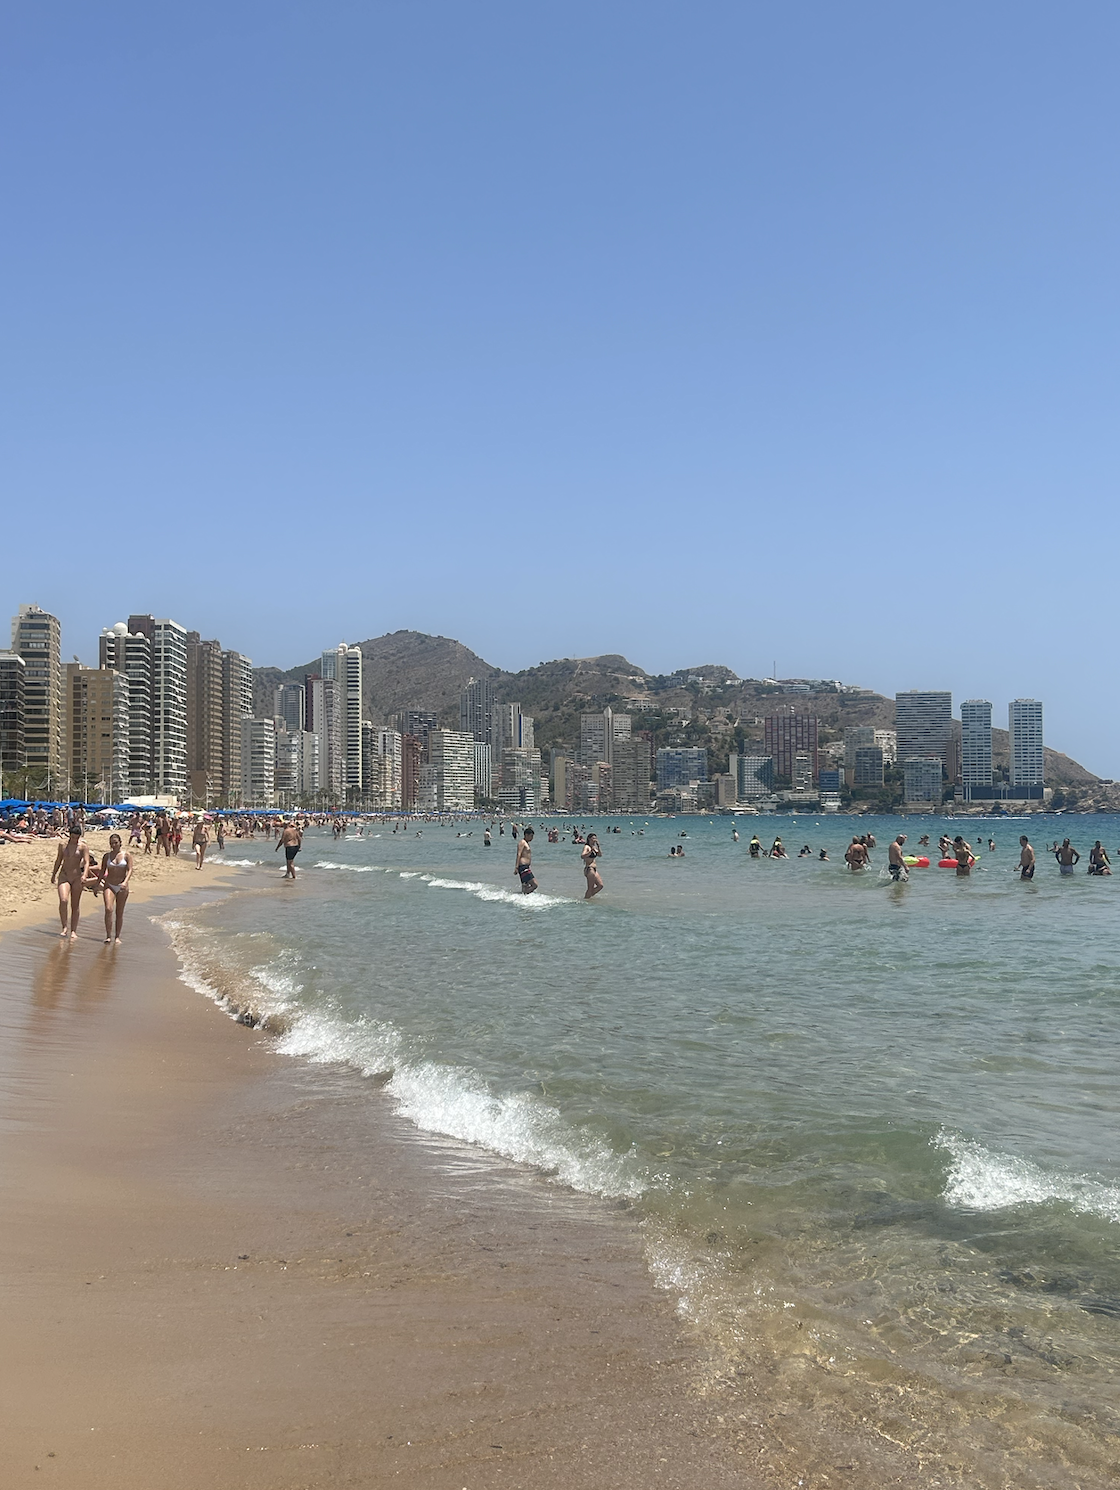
[{"left": 0, "top": 871, "right": 764, "bottom": 1488}]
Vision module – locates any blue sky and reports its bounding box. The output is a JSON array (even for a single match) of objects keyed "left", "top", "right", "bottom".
[{"left": 4, "top": 3, "right": 1119, "bottom": 771}]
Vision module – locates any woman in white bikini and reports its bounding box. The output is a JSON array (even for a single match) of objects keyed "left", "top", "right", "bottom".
[{"left": 100, "top": 832, "right": 134, "bottom": 944}]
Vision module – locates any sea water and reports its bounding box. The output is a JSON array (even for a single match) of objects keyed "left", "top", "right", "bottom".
[{"left": 165, "top": 814, "right": 1120, "bottom": 1484}]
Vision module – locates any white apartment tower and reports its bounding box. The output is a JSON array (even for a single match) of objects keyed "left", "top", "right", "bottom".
[
  {"left": 1009, "top": 699, "right": 1044, "bottom": 787},
  {"left": 11, "top": 604, "right": 64, "bottom": 791},
  {"left": 896, "top": 691, "right": 953, "bottom": 766},
  {"left": 960, "top": 699, "right": 993, "bottom": 793}
]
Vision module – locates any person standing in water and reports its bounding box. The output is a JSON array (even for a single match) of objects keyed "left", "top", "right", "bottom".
[
  {"left": 1088, "top": 841, "right": 1111, "bottom": 875},
  {"left": 749, "top": 834, "right": 762, "bottom": 858},
  {"left": 51, "top": 826, "right": 90, "bottom": 941},
  {"left": 484, "top": 827, "right": 491, "bottom": 847},
  {"left": 515, "top": 826, "right": 537, "bottom": 893},
  {"left": 888, "top": 834, "right": 908, "bottom": 881},
  {"left": 953, "top": 836, "right": 974, "bottom": 876},
  {"left": 1055, "top": 839, "right": 1079, "bottom": 876},
  {"left": 844, "top": 837, "right": 868, "bottom": 872},
  {"left": 275, "top": 820, "right": 303, "bottom": 879},
  {"left": 581, "top": 832, "right": 603, "bottom": 898},
  {"left": 99, "top": 832, "right": 133, "bottom": 944},
  {"left": 1018, "top": 835, "right": 1035, "bottom": 880}
]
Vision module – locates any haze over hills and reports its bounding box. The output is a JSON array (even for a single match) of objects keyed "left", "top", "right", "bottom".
[{"left": 253, "top": 630, "right": 1101, "bottom": 794}]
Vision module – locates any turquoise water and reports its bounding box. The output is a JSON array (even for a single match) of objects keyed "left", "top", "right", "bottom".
[{"left": 167, "top": 814, "right": 1120, "bottom": 1484}]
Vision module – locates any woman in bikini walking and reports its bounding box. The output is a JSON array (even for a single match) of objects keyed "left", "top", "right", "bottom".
[{"left": 100, "top": 832, "right": 134, "bottom": 944}]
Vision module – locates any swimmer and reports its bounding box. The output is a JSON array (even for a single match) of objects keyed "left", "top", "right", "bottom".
[
  {"left": 887, "top": 834, "right": 908, "bottom": 882},
  {"left": 952, "top": 836, "right": 973, "bottom": 875},
  {"left": 582, "top": 832, "right": 603, "bottom": 897},
  {"left": 1018, "top": 835, "right": 1035, "bottom": 880},
  {"left": 1055, "top": 839, "right": 1079, "bottom": 876},
  {"left": 844, "top": 837, "right": 868, "bottom": 871},
  {"left": 1088, "top": 841, "right": 1111, "bottom": 876},
  {"left": 275, "top": 820, "right": 302, "bottom": 878},
  {"left": 749, "top": 835, "right": 762, "bottom": 858},
  {"left": 818, "top": 848, "right": 829, "bottom": 861},
  {"left": 516, "top": 826, "right": 538, "bottom": 893}
]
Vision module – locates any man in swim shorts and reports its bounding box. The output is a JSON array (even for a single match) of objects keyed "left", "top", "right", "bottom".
[
  {"left": 1018, "top": 835, "right": 1035, "bottom": 880},
  {"left": 275, "top": 821, "right": 303, "bottom": 880},
  {"left": 515, "top": 826, "right": 537, "bottom": 893},
  {"left": 888, "top": 833, "right": 908, "bottom": 881},
  {"left": 1055, "top": 839, "right": 1079, "bottom": 876}
]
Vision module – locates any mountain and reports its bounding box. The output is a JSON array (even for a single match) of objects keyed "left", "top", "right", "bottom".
[
  {"left": 253, "top": 630, "right": 498, "bottom": 724},
  {"left": 252, "top": 631, "right": 1101, "bottom": 792}
]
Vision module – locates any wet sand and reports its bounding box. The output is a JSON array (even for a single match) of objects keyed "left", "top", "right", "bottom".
[{"left": 0, "top": 894, "right": 766, "bottom": 1489}]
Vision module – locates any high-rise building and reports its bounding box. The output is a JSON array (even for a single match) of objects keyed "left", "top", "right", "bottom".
[
  {"left": 400, "top": 710, "right": 438, "bottom": 758},
  {"left": 610, "top": 736, "right": 650, "bottom": 812},
  {"left": 11, "top": 604, "right": 63, "bottom": 792},
  {"left": 428, "top": 729, "right": 475, "bottom": 811},
  {"left": 460, "top": 677, "right": 495, "bottom": 744},
  {"left": 553, "top": 755, "right": 571, "bottom": 811},
  {"left": 127, "top": 616, "right": 189, "bottom": 797},
  {"left": 729, "top": 754, "right": 773, "bottom": 799},
  {"left": 473, "top": 741, "right": 492, "bottom": 801},
  {"left": 185, "top": 633, "right": 225, "bottom": 805},
  {"left": 240, "top": 717, "right": 276, "bottom": 804},
  {"left": 566, "top": 760, "right": 593, "bottom": 813},
  {"left": 500, "top": 747, "right": 543, "bottom": 814},
  {"left": 656, "top": 747, "right": 708, "bottom": 791},
  {"left": 273, "top": 683, "right": 305, "bottom": 733},
  {"left": 492, "top": 702, "right": 534, "bottom": 756},
  {"left": 222, "top": 650, "right": 254, "bottom": 805},
  {"left": 401, "top": 734, "right": 422, "bottom": 810},
  {"left": 896, "top": 692, "right": 953, "bottom": 768},
  {"left": 580, "top": 708, "right": 631, "bottom": 766},
  {"left": 376, "top": 727, "right": 403, "bottom": 808},
  {"left": 961, "top": 699, "right": 993, "bottom": 796},
  {"left": 342, "top": 646, "right": 363, "bottom": 796},
  {"left": 100, "top": 623, "right": 154, "bottom": 797},
  {"left": 853, "top": 746, "right": 884, "bottom": 787},
  {"left": 763, "top": 712, "right": 818, "bottom": 784},
  {"left": 903, "top": 756, "right": 943, "bottom": 805},
  {"left": 0, "top": 651, "right": 26, "bottom": 785},
  {"left": 66, "top": 664, "right": 129, "bottom": 803},
  {"left": 299, "top": 730, "right": 319, "bottom": 796},
  {"left": 1009, "top": 699, "right": 1044, "bottom": 788},
  {"left": 274, "top": 724, "right": 303, "bottom": 800}
]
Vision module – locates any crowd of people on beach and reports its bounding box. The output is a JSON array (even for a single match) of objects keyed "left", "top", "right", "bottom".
[{"left": 6, "top": 799, "right": 1118, "bottom": 944}]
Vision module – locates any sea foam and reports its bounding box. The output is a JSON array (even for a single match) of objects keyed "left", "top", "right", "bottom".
[
  {"left": 275, "top": 1008, "right": 642, "bottom": 1198},
  {"left": 936, "top": 1130, "right": 1120, "bottom": 1225}
]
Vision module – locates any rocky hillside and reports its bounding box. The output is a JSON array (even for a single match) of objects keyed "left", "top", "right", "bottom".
[{"left": 253, "top": 633, "right": 1101, "bottom": 789}]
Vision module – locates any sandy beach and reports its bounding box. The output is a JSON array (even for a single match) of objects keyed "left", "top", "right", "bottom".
[
  {"left": 0, "top": 868, "right": 778, "bottom": 1490},
  {"left": 0, "top": 831, "right": 239, "bottom": 938}
]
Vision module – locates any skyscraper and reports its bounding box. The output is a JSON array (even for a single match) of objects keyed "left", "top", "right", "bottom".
[
  {"left": 100, "top": 623, "right": 154, "bottom": 797},
  {"left": 274, "top": 683, "right": 306, "bottom": 733},
  {"left": 656, "top": 747, "right": 708, "bottom": 790},
  {"left": 0, "top": 651, "right": 26, "bottom": 784},
  {"left": 185, "top": 633, "right": 226, "bottom": 804},
  {"left": 66, "top": 663, "right": 129, "bottom": 803},
  {"left": 11, "top": 604, "right": 63, "bottom": 792},
  {"left": 240, "top": 717, "right": 276, "bottom": 803},
  {"left": 128, "top": 615, "right": 189, "bottom": 796},
  {"left": 342, "top": 645, "right": 363, "bottom": 796},
  {"left": 764, "top": 711, "right": 819, "bottom": 783},
  {"left": 903, "top": 757, "right": 944, "bottom": 805},
  {"left": 492, "top": 702, "right": 534, "bottom": 755},
  {"left": 222, "top": 650, "right": 254, "bottom": 804},
  {"left": 460, "top": 676, "right": 494, "bottom": 743},
  {"left": 580, "top": 708, "right": 631, "bottom": 766},
  {"left": 429, "top": 729, "right": 475, "bottom": 811},
  {"left": 895, "top": 691, "right": 953, "bottom": 769},
  {"left": 960, "top": 699, "right": 993, "bottom": 797},
  {"left": 1009, "top": 699, "right": 1044, "bottom": 788}
]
